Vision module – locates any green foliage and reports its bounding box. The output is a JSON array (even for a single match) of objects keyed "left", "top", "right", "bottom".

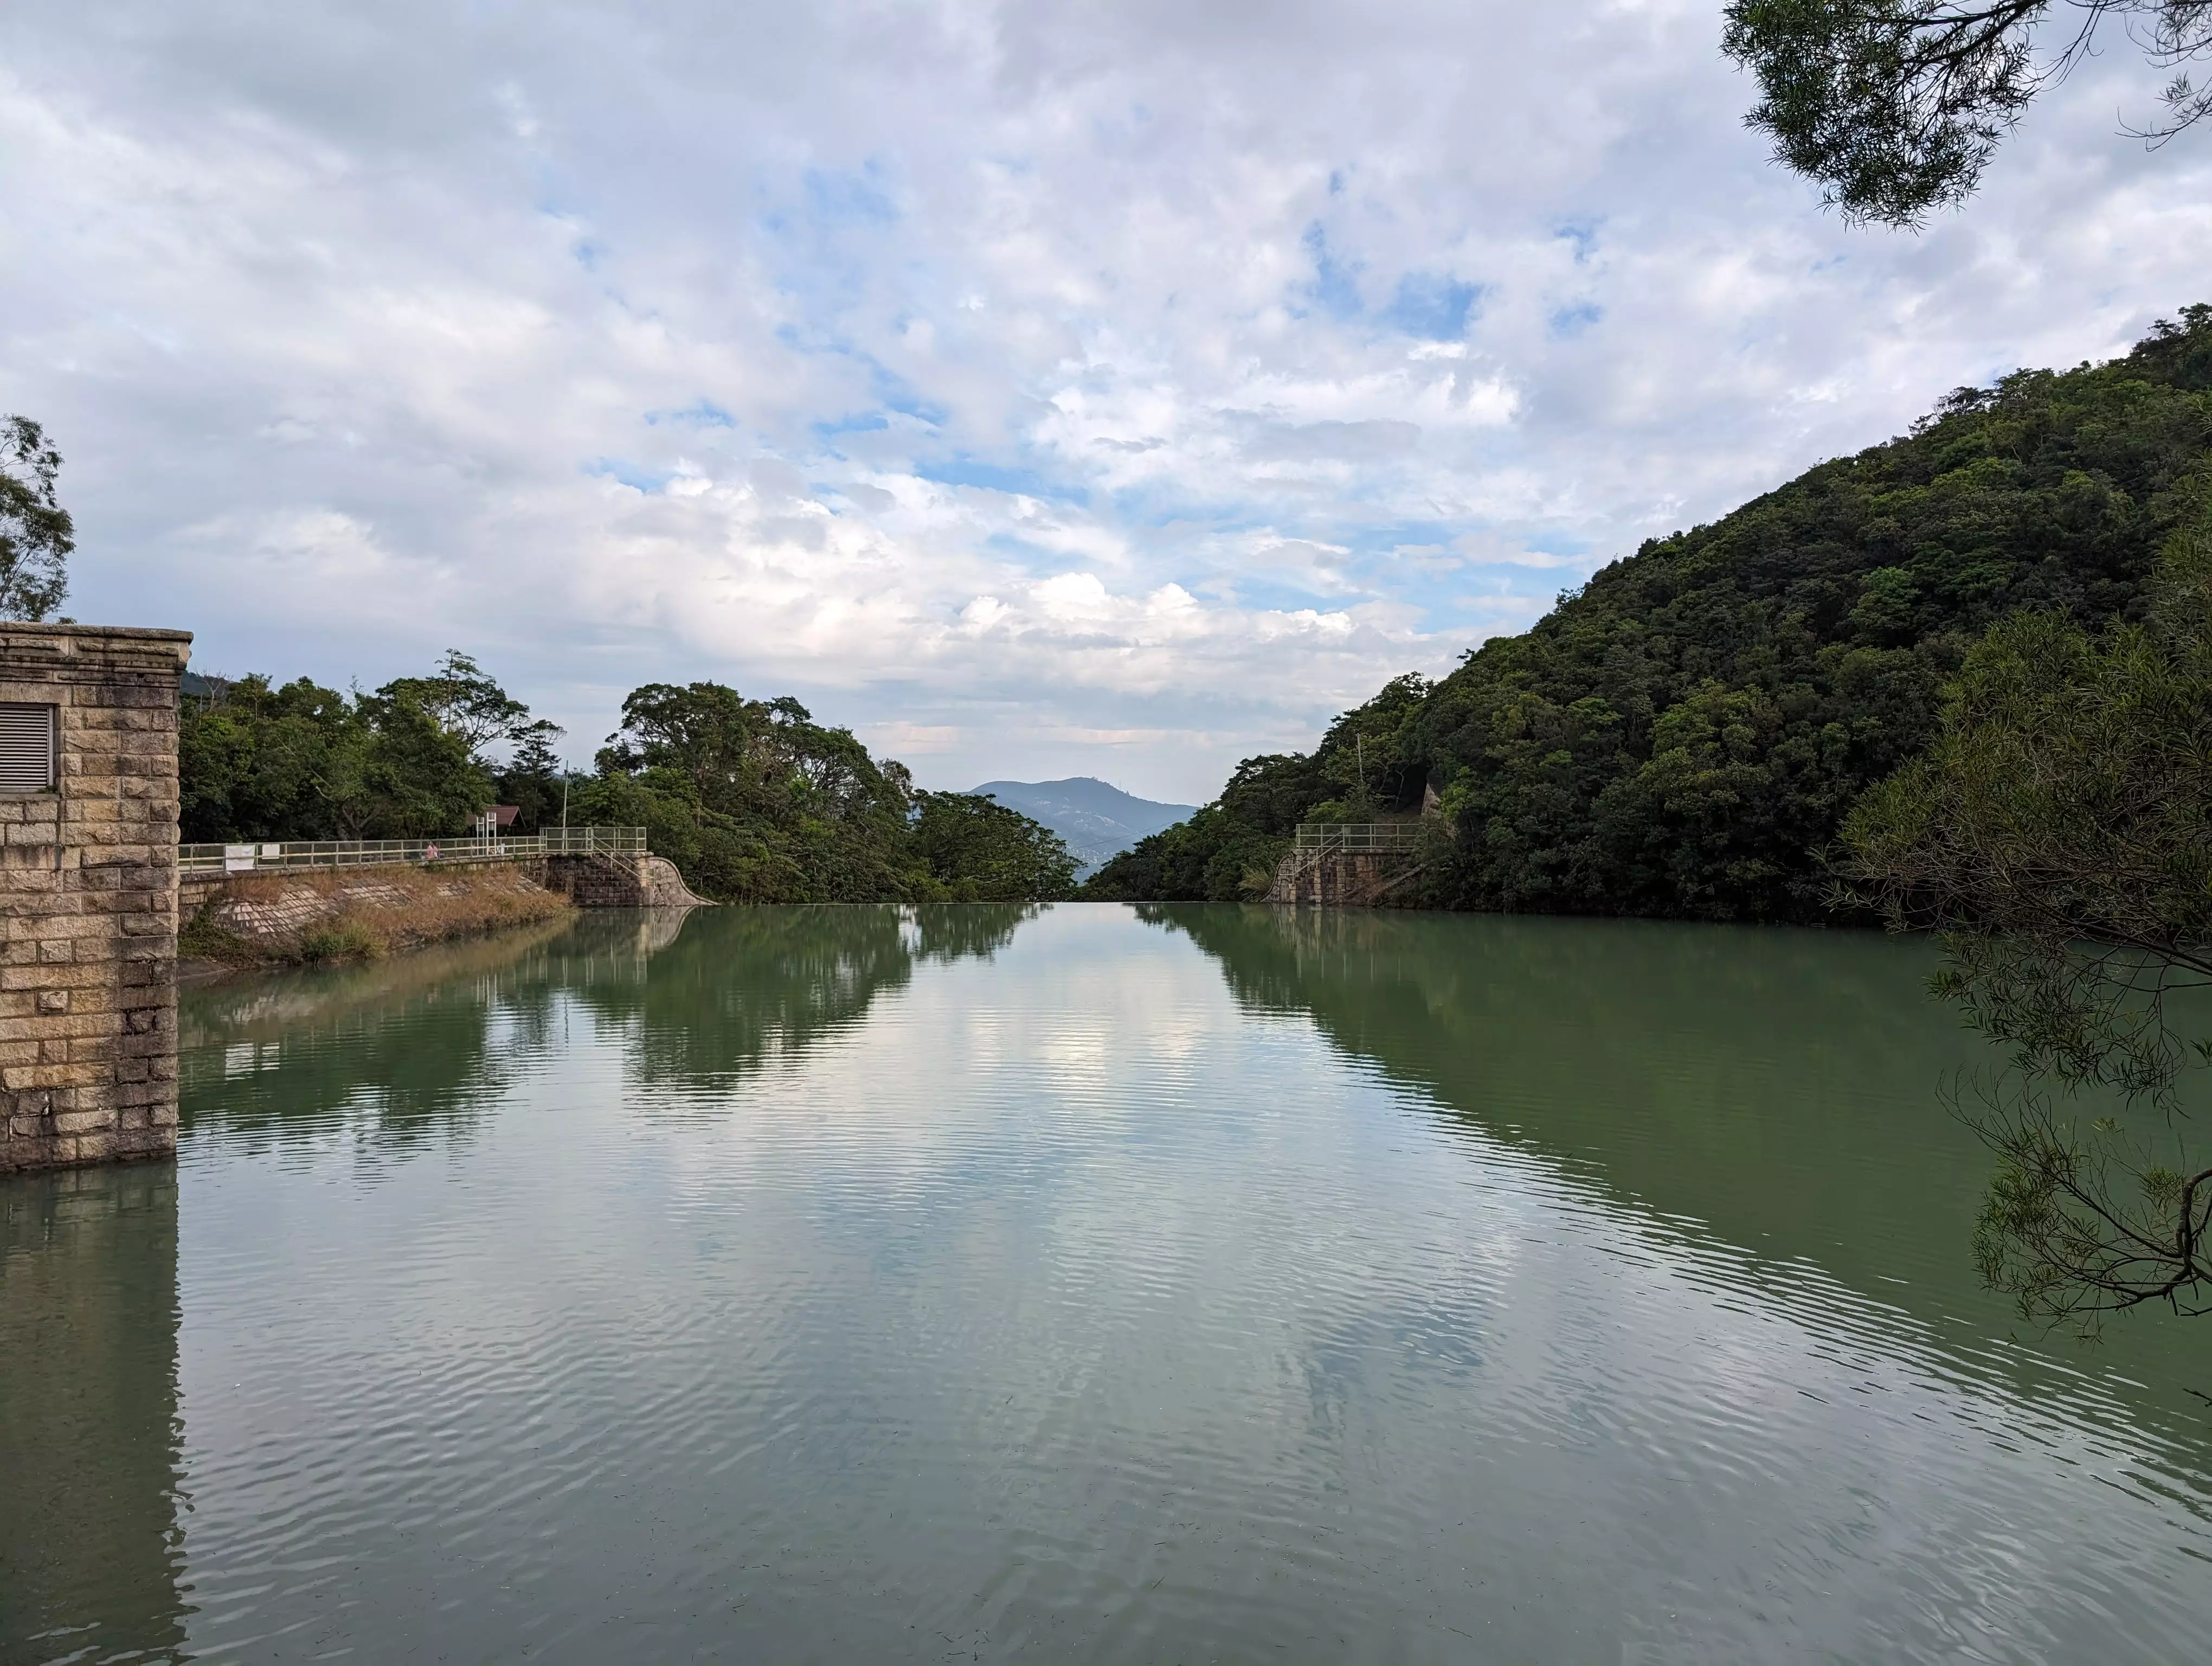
[
  {"left": 1095, "top": 308, "right": 2212, "bottom": 921},
  {"left": 574, "top": 685, "right": 1082, "bottom": 903},
  {"left": 1084, "top": 677, "right": 1431, "bottom": 901},
  {"left": 1721, "top": 3, "right": 2212, "bottom": 227},
  {"left": 384, "top": 650, "right": 560, "bottom": 761},
  {"left": 183, "top": 649, "right": 575, "bottom": 842},
  {"left": 583, "top": 682, "right": 927, "bottom": 902},
  {"left": 1962, "top": 1088, "right": 2212, "bottom": 1331},
  {"left": 0, "top": 415, "right": 72, "bottom": 621},
  {"left": 177, "top": 908, "right": 253, "bottom": 964},
  {"left": 907, "top": 792, "right": 1078, "bottom": 902},
  {"left": 1841, "top": 585, "right": 2212, "bottom": 1097},
  {"left": 182, "top": 664, "right": 1077, "bottom": 907},
  {"left": 293, "top": 917, "right": 384, "bottom": 965},
  {"left": 182, "top": 670, "right": 493, "bottom": 841},
  {"left": 1837, "top": 520, "right": 2212, "bottom": 1324},
  {"left": 494, "top": 725, "right": 568, "bottom": 834}
]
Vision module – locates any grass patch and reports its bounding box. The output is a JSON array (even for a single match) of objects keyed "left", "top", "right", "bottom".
[
  {"left": 178, "top": 907, "right": 257, "bottom": 965},
  {"left": 293, "top": 915, "right": 384, "bottom": 964}
]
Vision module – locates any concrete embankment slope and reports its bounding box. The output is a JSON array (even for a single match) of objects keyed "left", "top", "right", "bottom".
[
  {"left": 180, "top": 866, "right": 570, "bottom": 967},
  {"left": 179, "top": 854, "right": 707, "bottom": 970}
]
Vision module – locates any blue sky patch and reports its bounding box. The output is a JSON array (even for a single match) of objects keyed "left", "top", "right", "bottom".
[
  {"left": 1384, "top": 273, "right": 1481, "bottom": 341},
  {"left": 874, "top": 381, "right": 949, "bottom": 429},
  {"left": 918, "top": 457, "right": 1091, "bottom": 505},
  {"left": 813, "top": 411, "right": 892, "bottom": 441},
  {"left": 586, "top": 458, "right": 674, "bottom": 493},
  {"left": 1551, "top": 303, "right": 1603, "bottom": 338},
  {"left": 1301, "top": 223, "right": 1363, "bottom": 321},
  {"left": 803, "top": 164, "right": 901, "bottom": 225}
]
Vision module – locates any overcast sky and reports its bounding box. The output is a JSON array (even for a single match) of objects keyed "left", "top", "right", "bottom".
[{"left": 3, "top": 2, "right": 2208, "bottom": 802}]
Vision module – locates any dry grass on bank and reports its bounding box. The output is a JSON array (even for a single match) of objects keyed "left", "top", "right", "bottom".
[{"left": 180, "top": 866, "right": 571, "bottom": 967}]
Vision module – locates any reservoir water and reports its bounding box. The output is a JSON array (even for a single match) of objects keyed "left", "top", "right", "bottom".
[{"left": 4, "top": 903, "right": 2210, "bottom": 1662}]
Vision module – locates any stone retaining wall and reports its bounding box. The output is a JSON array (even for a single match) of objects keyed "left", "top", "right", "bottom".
[
  {"left": 1265, "top": 848, "right": 1424, "bottom": 906},
  {"left": 0, "top": 624, "right": 191, "bottom": 1174},
  {"left": 540, "top": 853, "right": 706, "bottom": 908}
]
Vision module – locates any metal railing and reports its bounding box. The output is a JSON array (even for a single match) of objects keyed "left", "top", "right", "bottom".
[
  {"left": 1292, "top": 822, "right": 1425, "bottom": 853},
  {"left": 178, "top": 826, "right": 648, "bottom": 875}
]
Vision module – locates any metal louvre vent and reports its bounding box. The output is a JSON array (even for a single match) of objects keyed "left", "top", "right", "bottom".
[{"left": 0, "top": 703, "right": 57, "bottom": 793}]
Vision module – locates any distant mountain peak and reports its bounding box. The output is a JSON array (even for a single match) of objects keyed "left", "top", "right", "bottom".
[{"left": 962, "top": 777, "right": 1197, "bottom": 877}]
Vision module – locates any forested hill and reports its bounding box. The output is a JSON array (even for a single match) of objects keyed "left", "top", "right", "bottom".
[{"left": 1086, "top": 305, "right": 2212, "bottom": 920}]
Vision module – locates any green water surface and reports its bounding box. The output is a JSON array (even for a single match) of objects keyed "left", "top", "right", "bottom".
[{"left": 3, "top": 904, "right": 2209, "bottom": 1662}]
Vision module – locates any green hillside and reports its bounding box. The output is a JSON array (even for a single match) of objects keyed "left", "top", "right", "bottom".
[{"left": 1086, "top": 306, "right": 2212, "bottom": 919}]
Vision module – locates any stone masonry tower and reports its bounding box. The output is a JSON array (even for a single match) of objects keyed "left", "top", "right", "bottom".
[{"left": 0, "top": 624, "right": 191, "bottom": 1173}]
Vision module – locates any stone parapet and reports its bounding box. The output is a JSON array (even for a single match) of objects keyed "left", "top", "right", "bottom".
[{"left": 0, "top": 623, "right": 191, "bottom": 1173}]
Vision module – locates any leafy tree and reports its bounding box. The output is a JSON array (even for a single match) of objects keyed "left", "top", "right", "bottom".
[
  {"left": 1836, "top": 519, "right": 2212, "bottom": 1325},
  {"left": 0, "top": 416, "right": 72, "bottom": 621},
  {"left": 181, "top": 665, "right": 500, "bottom": 842},
  {"left": 181, "top": 675, "right": 365, "bottom": 841},
  {"left": 348, "top": 682, "right": 490, "bottom": 837},
  {"left": 574, "top": 680, "right": 1073, "bottom": 904},
  {"left": 379, "top": 650, "right": 546, "bottom": 760},
  {"left": 909, "top": 792, "right": 1078, "bottom": 901},
  {"left": 1722, "top": 1, "right": 2212, "bottom": 226},
  {"left": 587, "top": 681, "right": 928, "bottom": 902}
]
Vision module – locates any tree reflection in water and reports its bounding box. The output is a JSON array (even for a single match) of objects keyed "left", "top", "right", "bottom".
[
  {"left": 181, "top": 905, "right": 1039, "bottom": 1148},
  {"left": 180, "top": 913, "right": 584, "bottom": 1154},
  {"left": 572, "top": 904, "right": 1036, "bottom": 1096},
  {"left": 1141, "top": 903, "right": 2212, "bottom": 1438}
]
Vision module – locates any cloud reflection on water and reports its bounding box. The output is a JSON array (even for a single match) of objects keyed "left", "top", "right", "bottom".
[{"left": 137, "top": 902, "right": 2212, "bottom": 1661}]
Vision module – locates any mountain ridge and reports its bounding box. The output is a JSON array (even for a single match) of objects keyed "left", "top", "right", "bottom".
[{"left": 964, "top": 777, "right": 1196, "bottom": 878}]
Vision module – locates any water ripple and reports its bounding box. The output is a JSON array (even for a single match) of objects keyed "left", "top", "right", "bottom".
[{"left": 7, "top": 905, "right": 2211, "bottom": 1662}]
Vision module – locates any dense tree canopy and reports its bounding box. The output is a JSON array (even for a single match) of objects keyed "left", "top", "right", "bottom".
[
  {"left": 1836, "top": 522, "right": 2212, "bottom": 1325},
  {"left": 1089, "top": 306, "right": 2212, "bottom": 920},
  {"left": 182, "top": 663, "right": 1075, "bottom": 906},
  {"left": 182, "top": 668, "right": 493, "bottom": 841},
  {"left": 908, "top": 792, "right": 1080, "bottom": 902},
  {"left": 1722, "top": 2, "right": 2212, "bottom": 226}
]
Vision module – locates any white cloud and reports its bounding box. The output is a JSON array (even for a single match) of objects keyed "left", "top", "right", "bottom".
[{"left": 1, "top": 1, "right": 2208, "bottom": 800}]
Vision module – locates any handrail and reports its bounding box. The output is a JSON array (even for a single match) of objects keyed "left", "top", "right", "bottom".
[
  {"left": 178, "top": 826, "right": 648, "bottom": 875},
  {"left": 1291, "top": 822, "right": 1425, "bottom": 853}
]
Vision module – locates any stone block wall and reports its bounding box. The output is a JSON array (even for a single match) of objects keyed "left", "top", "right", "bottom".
[
  {"left": 540, "top": 853, "right": 707, "bottom": 908},
  {"left": 1265, "top": 848, "right": 1424, "bottom": 906},
  {"left": 0, "top": 624, "right": 192, "bottom": 1174}
]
